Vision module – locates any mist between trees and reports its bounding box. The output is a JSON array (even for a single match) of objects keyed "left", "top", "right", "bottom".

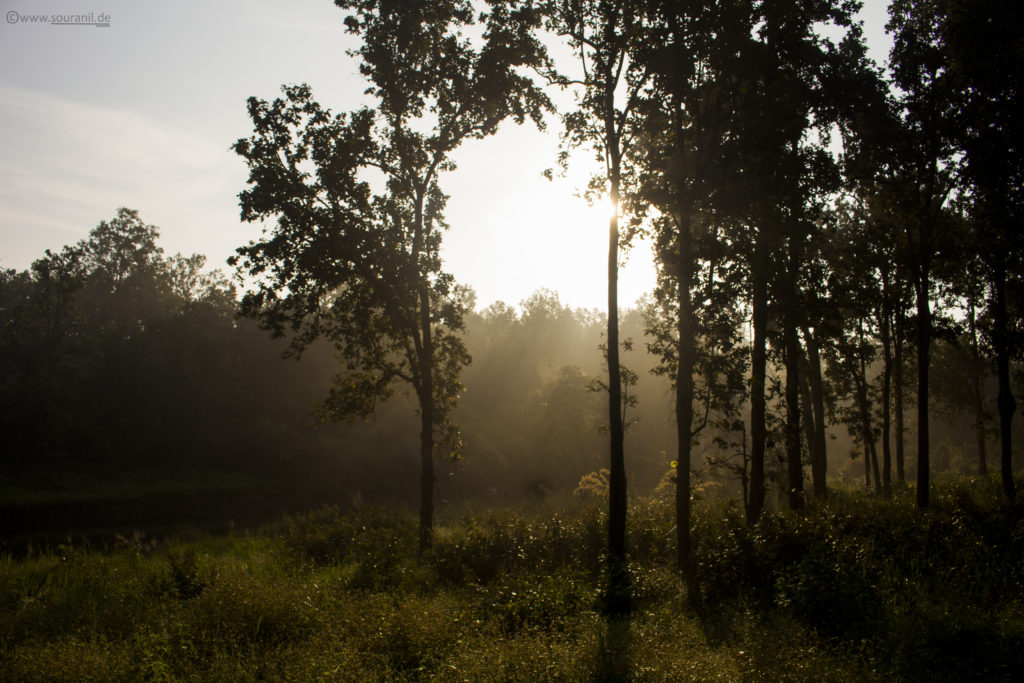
[{"left": 0, "top": 207, "right": 1019, "bottom": 536}]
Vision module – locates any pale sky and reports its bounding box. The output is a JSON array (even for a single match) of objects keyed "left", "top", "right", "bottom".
[{"left": 0, "top": 0, "right": 892, "bottom": 312}]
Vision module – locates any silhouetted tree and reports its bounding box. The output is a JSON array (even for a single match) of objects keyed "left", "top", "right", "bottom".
[
  {"left": 943, "top": 0, "right": 1024, "bottom": 499},
  {"left": 886, "top": 0, "right": 962, "bottom": 507},
  {"left": 734, "top": 0, "right": 862, "bottom": 516},
  {"left": 231, "top": 0, "right": 548, "bottom": 550},
  {"left": 631, "top": 0, "right": 751, "bottom": 571},
  {"left": 541, "top": 0, "right": 651, "bottom": 610}
]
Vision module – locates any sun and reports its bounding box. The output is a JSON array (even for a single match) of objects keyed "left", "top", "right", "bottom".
[
  {"left": 442, "top": 127, "right": 656, "bottom": 313},
  {"left": 445, "top": 173, "right": 655, "bottom": 313}
]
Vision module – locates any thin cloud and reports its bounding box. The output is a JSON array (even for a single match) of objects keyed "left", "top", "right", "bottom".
[{"left": 0, "top": 83, "right": 241, "bottom": 268}]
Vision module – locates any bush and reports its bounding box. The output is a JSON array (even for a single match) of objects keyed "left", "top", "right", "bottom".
[
  {"left": 428, "top": 507, "right": 605, "bottom": 585},
  {"left": 3, "top": 477, "right": 1023, "bottom": 680},
  {"left": 479, "top": 568, "right": 594, "bottom": 634},
  {"left": 272, "top": 505, "right": 417, "bottom": 590}
]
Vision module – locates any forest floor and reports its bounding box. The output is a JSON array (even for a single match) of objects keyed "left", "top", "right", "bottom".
[{"left": 2, "top": 477, "right": 1023, "bottom": 681}]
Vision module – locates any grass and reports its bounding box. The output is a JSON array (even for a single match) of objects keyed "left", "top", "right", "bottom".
[{"left": 1, "top": 478, "right": 1023, "bottom": 681}]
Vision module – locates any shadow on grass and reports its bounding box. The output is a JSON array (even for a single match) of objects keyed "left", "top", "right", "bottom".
[
  {"left": 595, "top": 560, "right": 633, "bottom": 681},
  {"left": 595, "top": 615, "right": 632, "bottom": 682}
]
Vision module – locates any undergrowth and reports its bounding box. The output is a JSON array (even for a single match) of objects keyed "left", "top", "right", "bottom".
[{"left": 1, "top": 477, "right": 1022, "bottom": 681}]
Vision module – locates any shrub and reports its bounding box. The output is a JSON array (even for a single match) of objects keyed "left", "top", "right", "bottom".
[{"left": 479, "top": 568, "right": 594, "bottom": 634}]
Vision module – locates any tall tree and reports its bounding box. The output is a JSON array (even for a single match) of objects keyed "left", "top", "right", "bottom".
[
  {"left": 231, "top": 0, "right": 547, "bottom": 550},
  {"left": 735, "top": 0, "right": 860, "bottom": 516},
  {"left": 838, "top": 48, "right": 916, "bottom": 491},
  {"left": 944, "top": 0, "right": 1023, "bottom": 499},
  {"left": 633, "top": 0, "right": 751, "bottom": 571},
  {"left": 887, "top": 0, "right": 960, "bottom": 507},
  {"left": 821, "top": 199, "right": 885, "bottom": 494},
  {"left": 541, "top": 0, "right": 649, "bottom": 609}
]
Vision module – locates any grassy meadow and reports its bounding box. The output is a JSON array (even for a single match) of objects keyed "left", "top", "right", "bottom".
[{"left": 2, "top": 477, "right": 1023, "bottom": 681}]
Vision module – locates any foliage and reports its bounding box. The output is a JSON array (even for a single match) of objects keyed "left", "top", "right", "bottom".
[
  {"left": 574, "top": 469, "right": 611, "bottom": 501},
  {"left": 3, "top": 481, "right": 1023, "bottom": 680},
  {"left": 230, "top": 81, "right": 473, "bottom": 455},
  {"left": 230, "top": 0, "right": 552, "bottom": 549},
  {"left": 0, "top": 209, "right": 256, "bottom": 472}
]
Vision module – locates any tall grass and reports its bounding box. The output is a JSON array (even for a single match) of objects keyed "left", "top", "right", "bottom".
[{"left": 1, "top": 478, "right": 1022, "bottom": 680}]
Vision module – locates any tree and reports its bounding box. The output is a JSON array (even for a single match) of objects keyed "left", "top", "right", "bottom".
[
  {"left": 631, "top": 0, "right": 751, "bottom": 572},
  {"left": 1, "top": 208, "right": 248, "bottom": 472},
  {"left": 732, "top": 0, "right": 861, "bottom": 517},
  {"left": 886, "top": 0, "right": 961, "bottom": 507},
  {"left": 0, "top": 246, "right": 84, "bottom": 461},
  {"left": 541, "top": 0, "right": 650, "bottom": 610},
  {"left": 943, "top": 0, "right": 1024, "bottom": 499},
  {"left": 822, "top": 201, "right": 886, "bottom": 494},
  {"left": 230, "top": 0, "right": 547, "bottom": 550}
]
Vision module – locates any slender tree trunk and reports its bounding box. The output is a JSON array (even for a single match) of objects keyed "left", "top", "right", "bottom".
[
  {"left": 865, "top": 359, "right": 882, "bottom": 494},
  {"left": 799, "top": 359, "right": 817, "bottom": 486},
  {"left": 740, "top": 421, "right": 750, "bottom": 512},
  {"left": 916, "top": 268, "right": 931, "bottom": 508},
  {"left": 417, "top": 284, "right": 435, "bottom": 553},
  {"left": 869, "top": 438, "right": 881, "bottom": 494},
  {"left": 782, "top": 211, "right": 803, "bottom": 511},
  {"left": 748, "top": 239, "right": 768, "bottom": 525},
  {"left": 783, "top": 234, "right": 803, "bottom": 509},
  {"left": 894, "top": 291, "right": 906, "bottom": 483},
  {"left": 968, "top": 295, "right": 989, "bottom": 476},
  {"left": 855, "top": 371, "right": 876, "bottom": 492},
  {"left": 410, "top": 193, "right": 436, "bottom": 553},
  {"left": 803, "top": 327, "right": 828, "bottom": 497},
  {"left": 993, "top": 262, "right": 1017, "bottom": 499},
  {"left": 852, "top": 320, "right": 878, "bottom": 492},
  {"left": 784, "top": 308, "right": 803, "bottom": 510},
  {"left": 605, "top": 103, "right": 628, "bottom": 611},
  {"left": 881, "top": 334, "right": 893, "bottom": 497},
  {"left": 855, "top": 360, "right": 873, "bottom": 492},
  {"left": 675, "top": 209, "right": 695, "bottom": 573},
  {"left": 880, "top": 267, "right": 894, "bottom": 497},
  {"left": 607, "top": 189, "right": 626, "bottom": 558}
]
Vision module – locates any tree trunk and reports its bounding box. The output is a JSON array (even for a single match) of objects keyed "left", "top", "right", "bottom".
[
  {"left": 880, "top": 266, "right": 894, "bottom": 497},
  {"left": 740, "top": 421, "right": 750, "bottom": 512},
  {"left": 784, "top": 311, "right": 803, "bottom": 510},
  {"left": 852, "top": 320, "right": 879, "bottom": 492},
  {"left": 968, "top": 295, "right": 989, "bottom": 476},
  {"left": 605, "top": 94, "right": 628, "bottom": 612},
  {"left": 869, "top": 437, "right": 881, "bottom": 494},
  {"left": 748, "top": 240, "right": 768, "bottom": 525},
  {"left": 784, "top": 227, "right": 803, "bottom": 511},
  {"left": 417, "top": 284, "right": 435, "bottom": 553},
  {"left": 799, "top": 358, "right": 817, "bottom": 487},
  {"left": 894, "top": 291, "right": 906, "bottom": 483},
  {"left": 916, "top": 268, "right": 931, "bottom": 508},
  {"left": 865, "top": 354, "right": 882, "bottom": 495},
  {"left": 881, "top": 333, "right": 893, "bottom": 497},
  {"left": 856, "top": 363, "right": 873, "bottom": 492},
  {"left": 803, "top": 327, "right": 828, "bottom": 497},
  {"left": 675, "top": 209, "right": 695, "bottom": 573},
  {"left": 993, "top": 262, "right": 1017, "bottom": 499}
]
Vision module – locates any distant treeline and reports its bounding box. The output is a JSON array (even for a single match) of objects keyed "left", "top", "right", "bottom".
[{"left": 2, "top": 209, "right": 1018, "bottom": 527}]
